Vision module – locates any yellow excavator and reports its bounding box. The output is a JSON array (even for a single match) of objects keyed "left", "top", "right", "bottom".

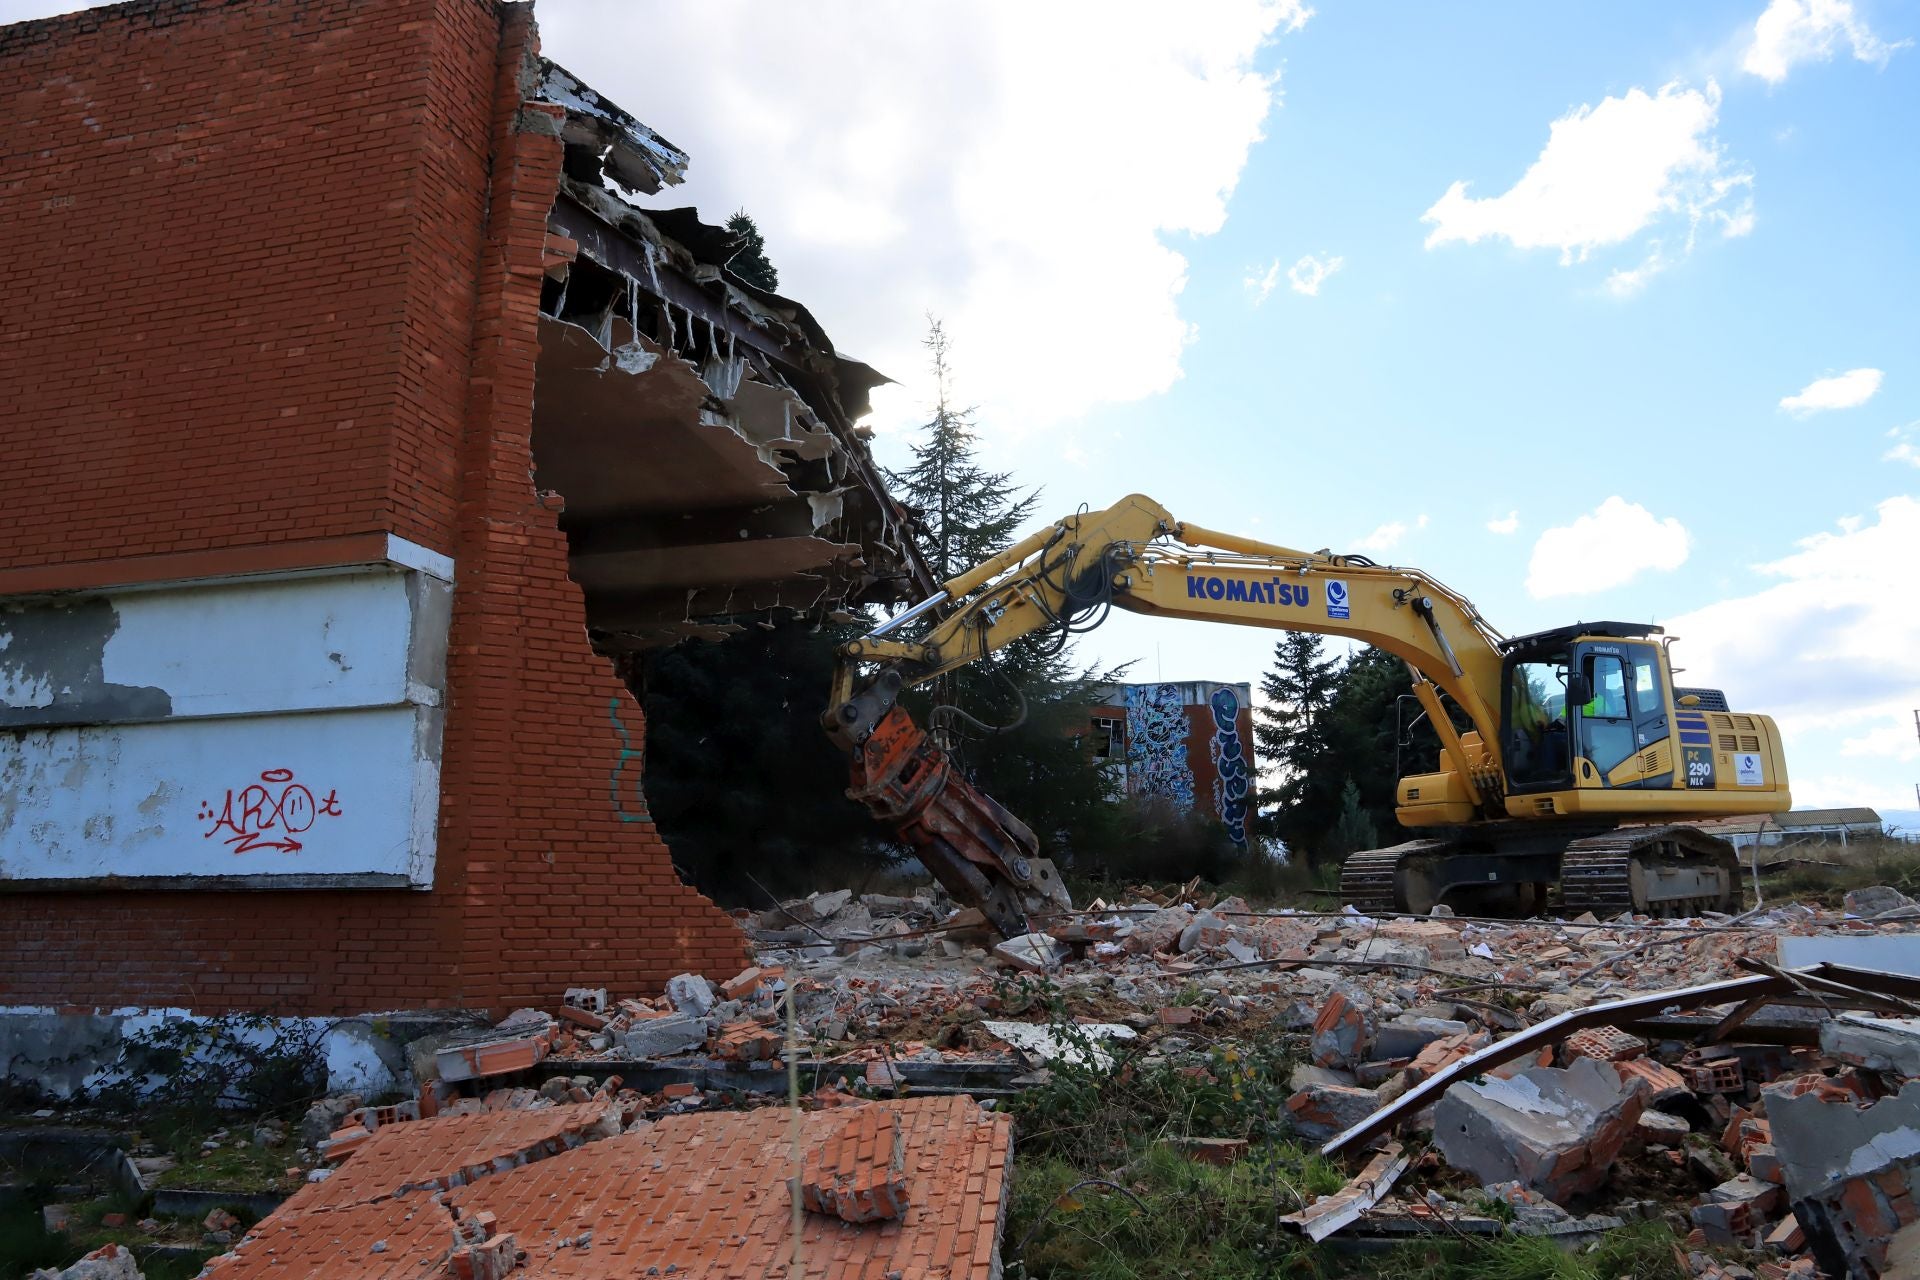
[{"left": 824, "top": 495, "right": 1790, "bottom": 938}]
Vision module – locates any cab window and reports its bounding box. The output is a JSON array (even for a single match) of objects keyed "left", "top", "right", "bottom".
[
  {"left": 1578, "top": 653, "right": 1635, "bottom": 775},
  {"left": 1507, "top": 655, "right": 1569, "bottom": 786}
]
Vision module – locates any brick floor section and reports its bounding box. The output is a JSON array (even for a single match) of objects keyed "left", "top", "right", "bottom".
[
  {"left": 204, "top": 1097, "right": 1012, "bottom": 1278},
  {"left": 290, "top": 1101, "right": 619, "bottom": 1212}
]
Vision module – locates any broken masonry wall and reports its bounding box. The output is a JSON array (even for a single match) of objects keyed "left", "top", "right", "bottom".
[
  {"left": 0, "top": 0, "right": 475, "bottom": 1015},
  {"left": 433, "top": 1, "right": 749, "bottom": 1008},
  {"left": 0, "top": 0, "right": 745, "bottom": 1019}
]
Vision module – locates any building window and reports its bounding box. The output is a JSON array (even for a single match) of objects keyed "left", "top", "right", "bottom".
[{"left": 1090, "top": 716, "right": 1123, "bottom": 761}]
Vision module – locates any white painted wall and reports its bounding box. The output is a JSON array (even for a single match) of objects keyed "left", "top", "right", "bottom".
[
  {"left": 99, "top": 573, "right": 420, "bottom": 718},
  {"left": 0, "top": 562, "right": 447, "bottom": 887}
]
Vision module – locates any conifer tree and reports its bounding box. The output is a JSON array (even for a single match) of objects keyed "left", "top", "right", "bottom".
[{"left": 724, "top": 211, "right": 778, "bottom": 291}]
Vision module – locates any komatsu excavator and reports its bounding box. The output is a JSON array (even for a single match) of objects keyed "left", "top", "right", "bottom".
[{"left": 824, "top": 495, "right": 1789, "bottom": 939}]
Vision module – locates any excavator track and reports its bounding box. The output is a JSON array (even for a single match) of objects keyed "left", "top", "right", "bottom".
[
  {"left": 1339, "top": 824, "right": 1741, "bottom": 917},
  {"left": 1560, "top": 824, "right": 1741, "bottom": 918},
  {"left": 1339, "top": 840, "right": 1451, "bottom": 915}
]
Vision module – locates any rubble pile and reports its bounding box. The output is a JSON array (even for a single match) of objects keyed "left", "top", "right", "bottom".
[{"left": 170, "top": 884, "right": 1919, "bottom": 1280}]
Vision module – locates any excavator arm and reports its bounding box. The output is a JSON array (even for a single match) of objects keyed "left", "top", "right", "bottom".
[{"left": 824, "top": 495, "right": 1514, "bottom": 937}]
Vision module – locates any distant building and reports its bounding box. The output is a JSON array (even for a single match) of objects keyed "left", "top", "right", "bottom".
[
  {"left": 1087, "top": 681, "right": 1257, "bottom": 849},
  {"left": 1691, "top": 807, "right": 1885, "bottom": 851}
]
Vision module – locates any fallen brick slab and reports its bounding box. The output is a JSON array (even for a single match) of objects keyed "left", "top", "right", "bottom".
[
  {"left": 296, "top": 1100, "right": 620, "bottom": 1210},
  {"left": 202, "top": 1097, "right": 1011, "bottom": 1279},
  {"left": 1766, "top": 1074, "right": 1920, "bottom": 1279},
  {"left": 795, "top": 1106, "right": 909, "bottom": 1223}
]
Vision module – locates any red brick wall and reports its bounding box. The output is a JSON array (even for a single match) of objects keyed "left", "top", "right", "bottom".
[
  {"left": 0, "top": 0, "right": 425, "bottom": 566},
  {"left": 0, "top": 0, "right": 747, "bottom": 1017}
]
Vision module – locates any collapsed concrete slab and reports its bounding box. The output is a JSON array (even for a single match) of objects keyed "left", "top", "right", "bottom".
[
  {"left": 1766, "top": 1074, "right": 1920, "bottom": 1279},
  {"left": 1433, "top": 1055, "right": 1646, "bottom": 1206},
  {"left": 1821, "top": 1013, "right": 1920, "bottom": 1076}
]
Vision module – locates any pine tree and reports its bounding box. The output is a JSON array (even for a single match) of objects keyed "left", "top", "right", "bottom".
[
  {"left": 884, "top": 319, "right": 1122, "bottom": 869},
  {"left": 886, "top": 320, "right": 1039, "bottom": 583},
  {"left": 1329, "top": 777, "right": 1379, "bottom": 858},
  {"left": 724, "top": 211, "right": 779, "bottom": 291},
  {"left": 1255, "top": 632, "right": 1340, "bottom": 866}
]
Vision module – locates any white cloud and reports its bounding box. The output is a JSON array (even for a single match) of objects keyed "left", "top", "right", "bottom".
[
  {"left": 1286, "top": 252, "right": 1344, "bottom": 296},
  {"left": 1886, "top": 424, "right": 1920, "bottom": 467},
  {"left": 1486, "top": 511, "right": 1520, "bottom": 535},
  {"left": 1779, "top": 367, "right": 1883, "bottom": 415},
  {"left": 537, "top": 1, "right": 1310, "bottom": 433},
  {"left": 1422, "top": 81, "right": 1752, "bottom": 288},
  {"left": 1525, "top": 497, "right": 1690, "bottom": 597},
  {"left": 1245, "top": 259, "right": 1284, "bottom": 305},
  {"left": 1742, "top": 0, "right": 1910, "bottom": 84},
  {"left": 1662, "top": 498, "right": 1920, "bottom": 811},
  {"left": 1352, "top": 514, "right": 1426, "bottom": 554}
]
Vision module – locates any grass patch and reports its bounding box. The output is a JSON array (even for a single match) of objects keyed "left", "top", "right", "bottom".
[
  {"left": 1755, "top": 835, "right": 1920, "bottom": 906},
  {"left": 1010, "top": 1147, "right": 1334, "bottom": 1279},
  {"left": 1361, "top": 1220, "right": 1687, "bottom": 1280}
]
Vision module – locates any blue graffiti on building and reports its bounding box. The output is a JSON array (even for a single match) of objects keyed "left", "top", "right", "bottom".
[
  {"left": 1208, "top": 686, "right": 1251, "bottom": 849},
  {"left": 1123, "top": 683, "right": 1194, "bottom": 810}
]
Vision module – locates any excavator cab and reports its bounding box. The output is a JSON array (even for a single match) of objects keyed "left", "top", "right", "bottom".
[{"left": 1501, "top": 623, "right": 1674, "bottom": 796}]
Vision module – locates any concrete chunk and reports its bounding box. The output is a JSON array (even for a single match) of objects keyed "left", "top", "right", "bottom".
[
  {"left": 1843, "top": 885, "right": 1914, "bottom": 918},
  {"left": 993, "top": 933, "right": 1069, "bottom": 973},
  {"left": 1433, "top": 1055, "right": 1646, "bottom": 1206},
  {"left": 1286, "top": 1082, "right": 1380, "bottom": 1144},
  {"left": 664, "top": 974, "right": 715, "bottom": 1017},
  {"left": 617, "top": 1013, "right": 706, "bottom": 1059},
  {"left": 1122, "top": 907, "right": 1191, "bottom": 955},
  {"left": 1177, "top": 911, "right": 1229, "bottom": 953},
  {"left": 1820, "top": 1013, "right": 1920, "bottom": 1076},
  {"left": 1372, "top": 1015, "right": 1468, "bottom": 1061}
]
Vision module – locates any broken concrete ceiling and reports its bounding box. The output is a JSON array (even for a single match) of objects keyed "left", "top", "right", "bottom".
[{"left": 530, "top": 60, "right": 931, "bottom": 650}]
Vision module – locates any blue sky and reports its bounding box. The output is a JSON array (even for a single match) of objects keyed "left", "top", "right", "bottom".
[
  {"left": 6, "top": 0, "right": 1912, "bottom": 825},
  {"left": 953, "top": 0, "right": 1920, "bottom": 826}
]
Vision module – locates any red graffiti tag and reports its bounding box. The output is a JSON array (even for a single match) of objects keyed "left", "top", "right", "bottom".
[{"left": 197, "top": 768, "right": 343, "bottom": 854}]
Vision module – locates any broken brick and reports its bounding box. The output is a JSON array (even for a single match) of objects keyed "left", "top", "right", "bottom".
[
  {"left": 1562, "top": 1024, "right": 1647, "bottom": 1063},
  {"left": 793, "top": 1106, "right": 909, "bottom": 1223}
]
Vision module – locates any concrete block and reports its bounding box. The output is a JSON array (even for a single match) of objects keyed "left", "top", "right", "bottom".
[
  {"left": 1286, "top": 1082, "right": 1380, "bottom": 1144},
  {"left": 1372, "top": 1015, "right": 1468, "bottom": 1061},
  {"left": 1122, "top": 907, "right": 1191, "bottom": 954},
  {"left": 1843, "top": 886, "right": 1914, "bottom": 918},
  {"left": 1821, "top": 1014, "right": 1920, "bottom": 1076},
  {"left": 617, "top": 1014, "right": 707, "bottom": 1060},
  {"left": 994, "top": 933, "right": 1069, "bottom": 972},
  {"left": 1358, "top": 939, "right": 1431, "bottom": 971},
  {"left": 807, "top": 889, "right": 854, "bottom": 919},
  {"left": 1177, "top": 911, "right": 1229, "bottom": 953},
  {"left": 1433, "top": 1055, "right": 1646, "bottom": 1206},
  {"left": 1778, "top": 933, "right": 1920, "bottom": 978},
  {"left": 1290, "top": 1063, "right": 1358, "bottom": 1091},
  {"left": 665, "top": 974, "right": 715, "bottom": 1017},
  {"left": 1636, "top": 1109, "right": 1692, "bottom": 1146}
]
